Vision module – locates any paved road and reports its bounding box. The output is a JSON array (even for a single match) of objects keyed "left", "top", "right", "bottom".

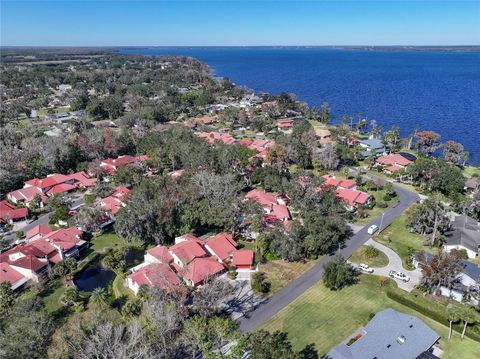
[
  {"left": 1, "top": 197, "right": 85, "bottom": 243},
  {"left": 363, "top": 238, "right": 422, "bottom": 292},
  {"left": 238, "top": 181, "right": 419, "bottom": 333}
]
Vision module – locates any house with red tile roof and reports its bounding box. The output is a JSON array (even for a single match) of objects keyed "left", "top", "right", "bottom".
[
  {"left": 0, "top": 246, "right": 50, "bottom": 285},
  {"left": 98, "top": 186, "right": 130, "bottom": 216},
  {"left": 198, "top": 131, "right": 236, "bottom": 145},
  {"left": 231, "top": 250, "right": 254, "bottom": 270},
  {"left": 376, "top": 153, "right": 413, "bottom": 173},
  {"left": 67, "top": 171, "right": 97, "bottom": 188},
  {"left": 169, "top": 240, "right": 207, "bottom": 268},
  {"left": 99, "top": 155, "right": 149, "bottom": 174},
  {"left": 321, "top": 174, "right": 357, "bottom": 190},
  {"left": 336, "top": 188, "right": 372, "bottom": 212},
  {"left": 7, "top": 186, "right": 46, "bottom": 208},
  {"left": 24, "top": 173, "right": 72, "bottom": 193},
  {"left": 145, "top": 246, "right": 173, "bottom": 264},
  {"left": 277, "top": 118, "right": 294, "bottom": 130},
  {"left": 0, "top": 262, "right": 30, "bottom": 291},
  {"left": 26, "top": 224, "right": 53, "bottom": 241},
  {"left": 205, "top": 232, "right": 238, "bottom": 262},
  {"left": 245, "top": 189, "right": 292, "bottom": 223},
  {"left": 127, "top": 263, "right": 180, "bottom": 294},
  {"left": 0, "top": 200, "right": 28, "bottom": 224},
  {"left": 183, "top": 257, "right": 225, "bottom": 287}
]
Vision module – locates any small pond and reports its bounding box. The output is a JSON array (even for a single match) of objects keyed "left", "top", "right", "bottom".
[{"left": 74, "top": 264, "right": 115, "bottom": 292}]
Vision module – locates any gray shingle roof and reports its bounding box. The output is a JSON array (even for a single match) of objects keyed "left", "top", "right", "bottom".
[
  {"left": 326, "top": 308, "right": 439, "bottom": 359},
  {"left": 445, "top": 216, "right": 480, "bottom": 253}
]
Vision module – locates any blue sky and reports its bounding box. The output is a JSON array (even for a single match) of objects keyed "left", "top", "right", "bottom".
[{"left": 2, "top": 1, "right": 479, "bottom": 46}]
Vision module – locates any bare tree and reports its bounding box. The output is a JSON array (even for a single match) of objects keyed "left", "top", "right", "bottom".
[
  {"left": 421, "top": 252, "right": 462, "bottom": 294},
  {"left": 313, "top": 142, "right": 339, "bottom": 170},
  {"left": 192, "top": 276, "right": 235, "bottom": 318}
]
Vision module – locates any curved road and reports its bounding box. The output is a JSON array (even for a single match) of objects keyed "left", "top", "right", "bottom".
[{"left": 238, "top": 181, "right": 419, "bottom": 333}]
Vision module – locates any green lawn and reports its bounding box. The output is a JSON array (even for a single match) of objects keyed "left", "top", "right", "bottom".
[
  {"left": 374, "top": 211, "right": 437, "bottom": 266},
  {"left": 349, "top": 245, "right": 389, "bottom": 267},
  {"left": 259, "top": 259, "right": 319, "bottom": 295},
  {"left": 463, "top": 166, "right": 480, "bottom": 178},
  {"left": 41, "top": 279, "right": 68, "bottom": 314},
  {"left": 261, "top": 276, "right": 480, "bottom": 358},
  {"left": 90, "top": 231, "right": 129, "bottom": 253}
]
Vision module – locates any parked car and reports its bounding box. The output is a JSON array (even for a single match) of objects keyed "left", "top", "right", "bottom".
[
  {"left": 359, "top": 263, "right": 374, "bottom": 273},
  {"left": 367, "top": 225, "right": 379, "bottom": 235},
  {"left": 389, "top": 270, "right": 410, "bottom": 282}
]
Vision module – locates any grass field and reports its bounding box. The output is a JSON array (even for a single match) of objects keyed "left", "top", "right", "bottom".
[
  {"left": 354, "top": 189, "right": 398, "bottom": 225},
  {"left": 259, "top": 259, "right": 318, "bottom": 294},
  {"left": 374, "top": 211, "right": 437, "bottom": 265},
  {"left": 463, "top": 166, "right": 480, "bottom": 178},
  {"left": 261, "top": 276, "right": 480, "bottom": 358},
  {"left": 349, "top": 245, "right": 389, "bottom": 267},
  {"left": 90, "top": 231, "right": 129, "bottom": 253}
]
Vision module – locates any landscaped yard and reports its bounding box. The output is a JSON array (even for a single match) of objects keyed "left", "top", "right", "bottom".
[
  {"left": 354, "top": 188, "right": 398, "bottom": 225},
  {"left": 463, "top": 166, "right": 480, "bottom": 178},
  {"left": 349, "top": 245, "right": 389, "bottom": 267},
  {"left": 374, "top": 210, "right": 437, "bottom": 265},
  {"left": 90, "top": 230, "right": 129, "bottom": 253},
  {"left": 41, "top": 278, "right": 68, "bottom": 314},
  {"left": 259, "top": 259, "right": 318, "bottom": 294},
  {"left": 261, "top": 276, "right": 480, "bottom": 358}
]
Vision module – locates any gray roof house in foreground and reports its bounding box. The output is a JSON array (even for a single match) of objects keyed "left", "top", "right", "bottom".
[
  {"left": 444, "top": 215, "right": 480, "bottom": 259},
  {"left": 326, "top": 308, "right": 440, "bottom": 359}
]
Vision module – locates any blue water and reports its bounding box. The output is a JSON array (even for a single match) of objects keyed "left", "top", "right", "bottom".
[{"left": 119, "top": 47, "right": 480, "bottom": 164}]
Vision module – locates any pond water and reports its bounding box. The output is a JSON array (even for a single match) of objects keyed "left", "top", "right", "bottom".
[{"left": 74, "top": 265, "right": 115, "bottom": 292}]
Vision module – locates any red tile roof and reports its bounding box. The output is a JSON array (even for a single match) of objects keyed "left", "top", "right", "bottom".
[
  {"left": 277, "top": 119, "right": 294, "bottom": 128},
  {"left": 198, "top": 132, "right": 236, "bottom": 145},
  {"left": 385, "top": 165, "right": 403, "bottom": 172},
  {"left": 7, "top": 186, "right": 44, "bottom": 202},
  {"left": 26, "top": 224, "right": 53, "bottom": 239},
  {"left": 147, "top": 246, "right": 173, "bottom": 263},
  {"left": 231, "top": 250, "right": 254, "bottom": 268},
  {"left": 46, "top": 183, "right": 76, "bottom": 195},
  {"left": 245, "top": 189, "right": 278, "bottom": 208},
  {"left": 67, "top": 171, "right": 97, "bottom": 187},
  {"left": 100, "top": 155, "right": 148, "bottom": 174},
  {"left": 376, "top": 154, "right": 412, "bottom": 167},
  {"left": 322, "top": 175, "right": 356, "bottom": 189},
  {"left": 128, "top": 263, "right": 180, "bottom": 291},
  {"left": 336, "top": 188, "right": 371, "bottom": 207},
  {"left": 183, "top": 257, "right": 225, "bottom": 286},
  {"left": 0, "top": 201, "right": 28, "bottom": 221},
  {"left": 206, "top": 232, "right": 238, "bottom": 261},
  {"left": 43, "top": 227, "right": 82, "bottom": 252},
  {"left": 169, "top": 240, "right": 207, "bottom": 264},
  {"left": 271, "top": 204, "right": 291, "bottom": 221},
  {"left": 25, "top": 173, "right": 71, "bottom": 190},
  {"left": 0, "top": 262, "right": 25, "bottom": 286}
]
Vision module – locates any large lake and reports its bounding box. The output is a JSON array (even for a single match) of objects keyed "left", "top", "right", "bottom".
[{"left": 119, "top": 47, "right": 480, "bottom": 164}]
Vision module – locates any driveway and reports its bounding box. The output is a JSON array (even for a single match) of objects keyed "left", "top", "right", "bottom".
[
  {"left": 237, "top": 180, "right": 419, "bottom": 333},
  {"left": 363, "top": 238, "right": 422, "bottom": 292},
  {"left": 1, "top": 196, "right": 85, "bottom": 243},
  {"left": 221, "top": 277, "right": 266, "bottom": 321}
]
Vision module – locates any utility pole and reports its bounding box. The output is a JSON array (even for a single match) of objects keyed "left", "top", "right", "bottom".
[{"left": 378, "top": 212, "right": 385, "bottom": 235}]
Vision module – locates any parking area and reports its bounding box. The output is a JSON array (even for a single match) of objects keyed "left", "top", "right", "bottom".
[{"left": 357, "top": 238, "right": 422, "bottom": 292}]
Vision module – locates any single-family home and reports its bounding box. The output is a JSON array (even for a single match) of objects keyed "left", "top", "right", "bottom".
[
  {"left": 277, "top": 118, "right": 294, "bottom": 130},
  {"left": 412, "top": 252, "right": 480, "bottom": 305},
  {"left": 245, "top": 189, "right": 292, "bottom": 223},
  {"left": 198, "top": 131, "right": 236, "bottom": 145},
  {"left": 0, "top": 262, "right": 30, "bottom": 291},
  {"left": 321, "top": 174, "right": 357, "bottom": 190},
  {"left": 0, "top": 200, "right": 28, "bottom": 224},
  {"left": 358, "top": 139, "right": 386, "bottom": 159},
  {"left": 99, "top": 155, "right": 149, "bottom": 175},
  {"left": 26, "top": 224, "right": 53, "bottom": 241},
  {"left": 205, "top": 232, "right": 238, "bottom": 263},
  {"left": 335, "top": 188, "right": 372, "bottom": 211},
  {"left": 183, "top": 257, "right": 225, "bottom": 287},
  {"left": 327, "top": 308, "right": 440, "bottom": 359},
  {"left": 464, "top": 177, "right": 480, "bottom": 192},
  {"left": 127, "top": 263, "right": 180, "bottom": 295},
  {"left": 443, "top": 215, "right": 480, "bottom": 259},
  {"left": 376, "top": 153, "right": 413, "bottom": 173},
  {"left": 98, "top": 186, "right": 130, "bottom": 217},
  {"left": 7, "top": 186, "right": 46, "bottom": 208}
]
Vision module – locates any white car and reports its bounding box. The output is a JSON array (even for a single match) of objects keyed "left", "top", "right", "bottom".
[
  {"left": 359, "top": 263, "right": 374, "bottom": 273},
  {"left": 389, "top": 270, "right": 410, "bottom": 282},
  {"left": 367, "top": 225, "right": 379, "bottom": 235}
]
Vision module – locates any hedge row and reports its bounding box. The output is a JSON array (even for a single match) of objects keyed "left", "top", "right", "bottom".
[{"left": 386, "top": 290, "right": 480, "bottom": 342}]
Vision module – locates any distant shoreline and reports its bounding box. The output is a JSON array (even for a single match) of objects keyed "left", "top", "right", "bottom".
[{"left": 2, "top": 45, "right": 480, "bottom": 53}]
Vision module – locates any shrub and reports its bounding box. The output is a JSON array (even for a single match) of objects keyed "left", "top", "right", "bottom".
[
  {"left": 386, "top": 290, "right": 480, "bottom": 342},
  {"left": 363, "top": 245, "right": 380, "bottom": 259},
  {"left": 252, "top": 272, "right": 271, "bottom": 294},
  {"left": 382, "top": 194, "right": 392, "bottom": 202},
  {"left": 16, "top": 230, "right": 24, "bottom": 239},
  {"left": 377, "top": 201, "right": 388, "bottom": 208}
]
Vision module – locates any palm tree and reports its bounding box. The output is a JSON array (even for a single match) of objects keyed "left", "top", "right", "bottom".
[
  {"left": 459, "top": 305, "right": 480, "bottom": 340},
  {"left": 89, "top": 287, "right": 108, "bottom": 307},
  {"left": 61, "top": 287, "right": 79, "bottom": 306},
  {"left": 446, "top": 304, "right": 460, "bottom": 340}
]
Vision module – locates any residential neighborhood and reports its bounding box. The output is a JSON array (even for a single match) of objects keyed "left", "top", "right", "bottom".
[{"left": 0, "top": 48, "right": 479, "bottom": 359}]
